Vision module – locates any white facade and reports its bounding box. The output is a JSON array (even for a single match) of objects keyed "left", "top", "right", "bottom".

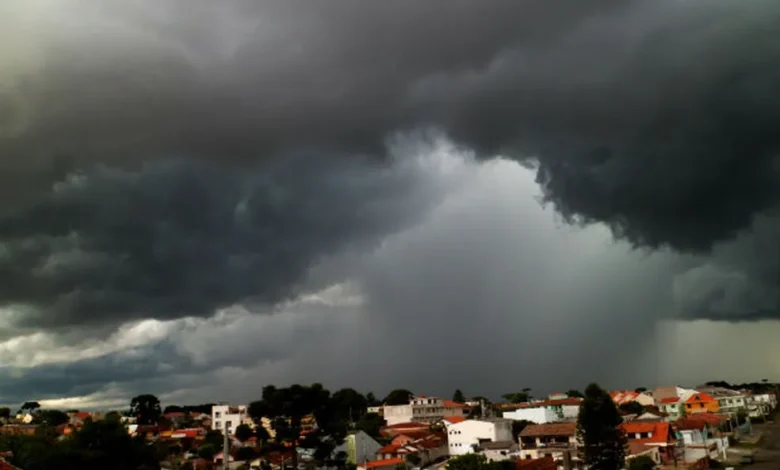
[
  {"left": 383, "top": 396, "right": 467, "bottom": 426},
  {"left": 446, "top": 419, "right": 513, "bottom": 456},
  {"left": 211, "top": 404, "right": 248, "bottom": 436},
  {"left": 560, "top": 405, "right": 579, "bottom": 420},
  {"left": 503, "top": 408, "right": 558, "bottom": 424}
]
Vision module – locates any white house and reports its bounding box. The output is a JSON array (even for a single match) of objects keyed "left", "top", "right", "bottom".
[
  {"left": 211, "top": 404, "right": 248, "bottom": 436},
  {"left": 503, "top": 407, "right": 558, "bottom": 424},
  {"left": 610, "top": 391, "right": 655, "bottom": 407},
  {"left": 382, "top": 396, "right": 467, "bottom": 426},
  {"left": 446, "top": 418, "right": 513, "bottom": 456}
]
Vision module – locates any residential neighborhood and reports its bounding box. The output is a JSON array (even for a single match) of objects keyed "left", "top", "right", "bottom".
[{"left": 0, "top": 381, "right": 776, "bottom": 470}]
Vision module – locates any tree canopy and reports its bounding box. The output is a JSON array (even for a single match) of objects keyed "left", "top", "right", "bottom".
[
  {"left": 567, "top": 389, "right": 584, "bottom": 398},
  {"left": 577, "top": 383, "right": 627, "bottom": 470},
  {"left": 453, "top": 389, "right": 466, "bottom": 403},
  {"left": 130, "top": 394, "right": 162, "bottom": 425},
  {"left": 502, "top": 392, "right": 530, "bottom": 404},
  {"left": 383, "top": 389, "right": 413, "bottom": 406}
]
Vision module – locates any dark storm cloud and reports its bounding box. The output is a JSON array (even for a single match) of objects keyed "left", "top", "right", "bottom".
[
  {"left": 3, "top": 0, "right": 780, "bottom": 328},
  {"left": 4, "top": 0, "right": 780, "bottom": 254},
  {"left": 0, "top": 153, "right": 454, "bottom": 328}
]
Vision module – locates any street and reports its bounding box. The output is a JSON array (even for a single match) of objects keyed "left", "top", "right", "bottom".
[{"left": 736, "top": 419, "right": 780, "bottom": 470}]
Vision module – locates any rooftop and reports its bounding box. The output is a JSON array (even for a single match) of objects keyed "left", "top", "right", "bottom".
[{"left": 520, "top": 422, "right": 577, "bottom": 438}]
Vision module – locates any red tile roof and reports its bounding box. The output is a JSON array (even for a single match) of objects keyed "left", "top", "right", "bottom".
[
  {"left": 685, "top": 393, "right": 716, "bottom": 403},
  {"left": 74, "top": 412, "right": 91, "bottom": 420},
  {"left": 519, "top": 422, "right": 577, "bottom": 437},
  {"left": 442, "top": 400, "right": 466, "bottom": 408},
  {"left": 383, "top": 422, "right": 428, "bottom": 429},
  {"left": 676, "top": 413, "right": 727, "bottom": 430},
  {"left": 515, "top": 457, "right": 558, "bottom": 470},
  {"left": 659, "top": 397, "right": 680, "bottom": 404},
  {"left": 621, "top": 422, "right": 672, "bottom": 445},
  {"left": 363, "top": 458, "right": 406, "bottom": 469},
  {"left": 377, "top": 444, "right": 401, "bottom": 454},
  {"left": 443, "top": 416, "right": 467, "bottom": 424}
]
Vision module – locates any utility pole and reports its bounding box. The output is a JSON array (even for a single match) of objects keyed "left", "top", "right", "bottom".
[{"left": 223, "top": 421, "right": 230, "bottom": 470}]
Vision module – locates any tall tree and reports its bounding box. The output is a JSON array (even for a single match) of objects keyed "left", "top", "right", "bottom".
[
  {"left": 383, "top": 389, "right": 413, "bottom": 406},
  {"left": 365, "top": 392, "right": 381, "bottom": 406},
  {"left": 235, "top": 423, "right": 254, "bottom": 442},
  {"left": 577, "top": 383, "right": 627, "bottom": 470},
  {"left": 0, "top": 407, "right": 10, "bottom": 419},
  {"left": 20, "top": 402, "right": 40, "bottom": 413},
  {"left": 330, "top": 388, "right": 368, "bottom": 422},
  {"left": 452, "top": 389, "right": 466, "bottom": 403},
  {"left": 249, "top": 383, "right": 340, "bottom": 470},
  {"left": 36, "top": 409, "right": 70, "bottom": 427},
  {"left": 129, "top": 394, "right": 162, "bottom": 425},
  {"left": 502, "top": 392, "right": 529, "bottom": 404},
  {"left": 566, "top": 390, "right": 584, "bottom": 398}
]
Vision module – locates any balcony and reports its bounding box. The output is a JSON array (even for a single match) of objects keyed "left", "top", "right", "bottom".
[{"left": 520, "top": 439, "right": 573, "bottom": 450}]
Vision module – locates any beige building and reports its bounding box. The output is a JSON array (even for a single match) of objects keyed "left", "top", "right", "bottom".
[{"left": 382, "top": 396, "right": 467, "bottom": 426}]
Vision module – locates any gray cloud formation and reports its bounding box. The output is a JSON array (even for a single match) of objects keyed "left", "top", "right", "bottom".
[
  {"left": 1, "top": 0, "right": 779, "bottom": 345},
  {"left": 3, "top": 0, "right": 780, "bottom": 253},
  {"left": 0, "top": 138, "right": 465, "bottom": 329}
]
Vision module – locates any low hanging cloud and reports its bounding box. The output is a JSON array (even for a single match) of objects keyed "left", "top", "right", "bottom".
[{"left": 0, "top": 136, "right": 470, "bottom": 330}]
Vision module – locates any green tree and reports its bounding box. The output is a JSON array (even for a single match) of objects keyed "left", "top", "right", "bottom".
[
  {"left": 510, "top": 420, "right": 534, "bottom": 443},
  {"left": 104, "top": 411, "right": 122, "bottom": 422},
  {"left": 254, "top": 425, "right": 271, "bottom": 445},
  {"left": 618, "top": 402, "right": 644, "bottom": 416},
  {"left": 235, "top": 423, "right": 254, "bottom": 442},
  {"left": 627, "top": 455, "right": 656, "bottom": 470},
  {"left": 129, "top": 394, "right": 162, "bottom": 425},
  {"left": 0, "top": 407, "right": 10, "bottom": 419},
  {"left": 502, "top": 392, "right": 529, "bottom": 404},
  {"left": 236, "top": 446, "right": 257, "bottom": 464},
  {"left": 355, "top": 413, "right": 384, "bottom": 438},
  {"left": 198, "top": 443, "right": 217, "bottom": 460},
  {"left": 330, "top": 388, "right": 368, "bottom": 422},
  {"left": 453, "top": 389, "right": 466, "bottom": 403},
  {"left": 249, "top": 383, "right": 342, "bottom": 470},
  {"left": 36, "top": 409, "right": 70, "bottom": 427},
  {"left": 577, "top": 383, "right": 627, "bottom": 470},
  {"left": 204, "top": 429, "right": 224, "bottom": 449},
  {"left": 634, "top": 387, "right": 647, "bottom": 393},
  {"left": 20, "top": 402, "right": 41, "bottom": 413},
  {"left": 366, "top": 392, "right": 380, "bottom": 406},
  {"left": 567, "top": 390, "right": 584, "bottom": 398},
  {"left": 383, "top": 389, "right": 413, "bottom": 406}
]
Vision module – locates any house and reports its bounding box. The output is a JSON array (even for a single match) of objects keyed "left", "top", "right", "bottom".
[
  {"left": 518, "top": 423, "right": 580, "bottom": 470},
  {"left": 676, "top": 416, "right": 729, "bottom": 462},
  {"left": 358, "top": 457, "right": 406, "bottom": 470},
  {"left": 380, "top": 422, "right": 431, "bottom": 437},
  {"left": 211, "top": 404, "right": 247, "bottom": 435},
  {"left": 445, "top": 418, "right": 513, "bottom": 456},
  {"left": 477, "top": 440, "right": 518, "bottom": 462},
  {"left": 653, "top": 386, "right": 698, "bottom": 402},
  {"left": 383, "top": 396, "right": 468, "bottom": 426},
  {"left": 633, "top": 411, "right": 668, "bottom": 422},
  {"left": 610, "top": 391, "right": 655, "bottom": 407},
  {"left": 620, "top": 421, "right": 678, "bottom": 465},
  {"left": 499, "top": 399, "right": 582, "bottom": 421},
  {"left": 626, "top": 443, "right": 662, "bottom": 466},
  {"left": 376, "top": 432, "right": 447, "bottom": 465},
  {"left": 69, "top": 411, "right": 92, "bottom": 426},
  {"left": 658, "top": 397, "right": 684, "bottom": 420},
  {"left": 683, "top": 393, "right": 719, "bottom": 414},
  {"left": 751, "top": 392, "right": 777, "bottom": 411},
  {"left": 332, "top": 430, "right": 382, "bottom": 465},
  {"left": 503, "top": 407, "right": 559, "bottom": 424}
]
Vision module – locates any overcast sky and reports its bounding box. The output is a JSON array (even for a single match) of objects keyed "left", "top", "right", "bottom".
[{"left": 2, "top": 0, "right": 780, "bottom": 409}]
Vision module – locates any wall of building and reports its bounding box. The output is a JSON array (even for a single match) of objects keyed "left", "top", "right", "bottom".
[
  {"left": 211, "top": 405, "right": 247, "bottom": 435},
  {"left": 447, "top": 420, "right": 514, "bottom": 456},
  {"left": 503, "top": 408, "right": 558, "bottom": 424}
]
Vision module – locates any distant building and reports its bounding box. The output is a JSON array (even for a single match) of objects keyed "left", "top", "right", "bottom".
[
  {"left": 518, "top": 423, "right": 580, "bottom": 470},
  {"left": 502, "top": 407, "right": 558, "bottom": 424},
  {"left": 445, "top": 418, "right": 513, "bottom": 456},
  {"left": 333, "top": 430, "right": 383, "bottom": 465},
  {"left": 382, "top": 396, "right": 467, "bottom": 426},
  {"left": 211, "top": 404, "right": 247, "bottom": 436}
]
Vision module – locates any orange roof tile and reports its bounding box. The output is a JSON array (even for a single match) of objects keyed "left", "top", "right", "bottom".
[
  {"left": 443, "top": 416, "right": 467, "bottom": 424},
  {"left": 377, "top": 444, "right": 401, "bottom": 454},
  {"left": 685, "top": 393, "right": 716, "bottom": 403},
  {"left": 621, "top": 422, "right": 672, "bottom": 445},
  {"left": 363, "top": 458, "right": 406, "bottom": 469},
  {"left": 442, "top": 400, "right": 466, "bottom": 408},
  {"left": 519, "top": 422, "right": 577, "bottom": 437},
  {"left": 659, "top": 397, "right": 679, "bottom": 404}
]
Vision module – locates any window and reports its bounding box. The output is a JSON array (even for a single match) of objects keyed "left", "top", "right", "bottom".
[
  {"left": 215, "top": 412, "right": 221, "bottom": 418},
  {"left": 226, "top": 420, "right": 232, "bottom": 429},
  {"left": 215, "top": 421, "right": 221, "bottom": 429}
]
